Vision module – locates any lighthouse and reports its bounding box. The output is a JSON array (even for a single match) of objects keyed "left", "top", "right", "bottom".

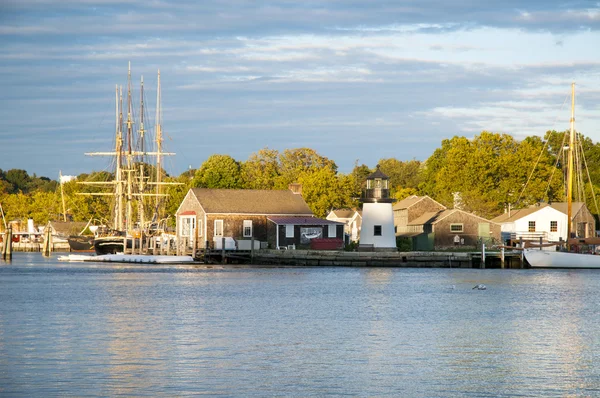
[{"left": 359, "top": 165, "right": 397, "bottom": 251}]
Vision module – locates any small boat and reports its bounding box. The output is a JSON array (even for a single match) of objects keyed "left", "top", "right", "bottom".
[{"left": 58, "top": 254, "right": 195, "bottom": 264}]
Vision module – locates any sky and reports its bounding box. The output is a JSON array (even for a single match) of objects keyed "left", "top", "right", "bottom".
[{"left": 1, "top": 0, "right": 599, "bottom": 179}]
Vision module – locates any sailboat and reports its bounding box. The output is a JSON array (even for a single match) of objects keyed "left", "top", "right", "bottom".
[
  {"left": 525, "top": 83, "right": 600, "bottom": 268},
  {"left": 79, "top": 64, "right": 176, "bottom": 255}
]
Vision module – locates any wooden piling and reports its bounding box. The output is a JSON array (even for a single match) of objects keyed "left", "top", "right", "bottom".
[
  {"left": 221, "top": 237, "right": 225, "bottom": 264},
  {"left": 481, "top": 243, "right": 486, "bottom": 268},
  {"left": 250, "top": 237, "right": 255, "bottom": 264},
  {"left": 2, "top": 227, "right": 13, "bottom": 260},
  {"left": 500, "top": 247, "right": 505, "bottom": 269}
]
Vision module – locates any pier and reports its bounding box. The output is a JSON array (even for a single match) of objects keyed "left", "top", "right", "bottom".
[{"left": 198, "top": 248, "right": 525, "bottom": 268}]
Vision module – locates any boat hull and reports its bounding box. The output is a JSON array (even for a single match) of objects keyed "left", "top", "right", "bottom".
[
  {"left": 93, "top": 236, "right": 135, "bottom": 255},
  {"left": 525, "top": 249, "right": 600, "bottom": 268},
  {"left": 58, "top": 254, "right": 195, "bottom": 264},
  {"left": 67, "top": 235, "right": 94, "bottom": 251}
]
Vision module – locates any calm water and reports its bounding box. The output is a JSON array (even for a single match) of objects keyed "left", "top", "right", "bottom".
[{"left": 1, "top": 253, "right": 600, "bottom": 396}]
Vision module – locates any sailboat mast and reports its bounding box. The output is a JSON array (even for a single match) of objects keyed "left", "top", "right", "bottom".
[
  {"left": 138, "top": 75, "right": 146, "bottom": 233},
  {"left": 567, "top": 82, "right": 575, "bottom": 241},
  {"left": 59, "top": 170, "right": 67, "bottom": 222},
  {"left": 155, "top": 69, "right": 163, "bottom": 210},
  {"left": 116, "top": 85, "right": 124, "bottom": 231},
  {"left": 125, "top": 62, "right": 134, "bottom": 234}
]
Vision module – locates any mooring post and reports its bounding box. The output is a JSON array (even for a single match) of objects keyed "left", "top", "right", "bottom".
[
  {"left": 221, "top": 237, "right": 225, "bottom": 264},
  {"left": 539, "top": 236, "right": 543, "bottom": 250},
  {"left": 42, "top": 226, "right": 52, "bottom": 257},
  {"left": 251, "top": 237, "right": 255, "bottom": 264},
  {"left": 481, "top": 243, "right": 486, "bottom": 268},
  {"left": 500, "top": 246, "right": 505, "bottom": 269},
  {"left": 3, "top": 227, "right": 13, "bottom": 260}
]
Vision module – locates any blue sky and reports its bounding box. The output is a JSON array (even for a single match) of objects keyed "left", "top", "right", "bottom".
[{"left": 1, "top": 0, "right": 599, "bottom": 179}]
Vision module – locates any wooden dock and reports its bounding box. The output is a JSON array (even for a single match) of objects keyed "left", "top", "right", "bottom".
[{"left": 198, "top": 248, "right": 526, "bottom": 268}]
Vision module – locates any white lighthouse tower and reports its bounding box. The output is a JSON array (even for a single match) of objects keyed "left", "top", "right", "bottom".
[{"left": 359, "top": 165, "right": 397, "bottom": 251}]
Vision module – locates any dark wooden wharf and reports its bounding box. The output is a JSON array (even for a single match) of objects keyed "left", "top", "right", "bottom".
[{"left": 199, "top": 248, "right": 526, "bottom": 268}]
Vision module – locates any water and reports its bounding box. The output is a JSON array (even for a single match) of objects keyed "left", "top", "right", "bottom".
[{"left": 1, "top": 253, "right": 600, "bottom": 396}]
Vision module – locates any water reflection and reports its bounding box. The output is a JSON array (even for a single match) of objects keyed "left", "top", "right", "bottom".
[{"left": 2, "top": 255, "right": 600, "bottom": 395}]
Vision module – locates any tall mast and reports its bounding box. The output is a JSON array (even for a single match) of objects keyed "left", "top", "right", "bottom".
[
  {"left": 155, "top": 69, "right": 163, "bottom": 210},
  {"left": 138, "top": 75, "right": 146, "bottom": 232},
  {"left": 567, "top": 82, "right": 575, "bottom": 241},
  {"left": 59, "top": 171, "right": 67, "bottom": 222},
  {"left": 116, "top": 85, "right": 124, "bottom": 231},
  {"left": 125, "top": 62, "right": 134, "bottom": 234}
]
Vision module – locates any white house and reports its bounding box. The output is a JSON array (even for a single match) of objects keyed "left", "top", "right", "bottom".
[
  {"left": 326, "top": 209, "right": 362, "bottom": 242},
  {"left": 492, "top": 202, "right": 596, "bottom": 245}
]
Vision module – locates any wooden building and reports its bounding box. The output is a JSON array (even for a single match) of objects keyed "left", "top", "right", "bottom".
[
  {"left": 393, "top": 195, "right": 446, "bottom": 235},
  {"left": 176, "top": 188, "right": 331, "bottom": 252},
  {"left": 492, "top": 202, "right": 596, "bottom": 245},
  {"left": 268, "top": 216, "right": 344, "bottom": 250},
  {"left": 326, "top": 209, "right": 362, "bottom": 242},
  {"left": 406, "top": 209, "right": 501, "bottom": 250}
]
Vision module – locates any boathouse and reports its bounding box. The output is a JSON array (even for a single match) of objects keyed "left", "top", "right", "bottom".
[{"left": 176, "top": 188, "right": 323, "bottom": 252}]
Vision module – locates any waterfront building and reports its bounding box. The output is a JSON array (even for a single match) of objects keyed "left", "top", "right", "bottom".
[
  {"left": 492, "top": 202, "right": 595, "bottom": 246},
  {"left": 176, "top": 187, "right": 344, "bottom": 252},
  {"left": 326, "top": 209, "right": 362, "bottom": 243}
]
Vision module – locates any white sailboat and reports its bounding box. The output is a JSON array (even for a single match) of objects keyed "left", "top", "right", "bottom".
[{"left": 525, "top": 83, "right": 600, "bottom": 268}]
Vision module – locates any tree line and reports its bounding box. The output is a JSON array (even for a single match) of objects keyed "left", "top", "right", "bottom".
[{"left": 2, "top": 130, "right": 600, "bottom": 229}]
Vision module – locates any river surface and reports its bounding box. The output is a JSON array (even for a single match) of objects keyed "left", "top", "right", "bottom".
[{"left": 1, "top": 253, "right": 600, "bottom": 396}]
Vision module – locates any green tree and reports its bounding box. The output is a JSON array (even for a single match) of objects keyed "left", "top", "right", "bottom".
[
  {"left": 275, "top": 148, "right": 336, "bottom": 189},
  {"left": 241, "top": 148, "right": 281, "bottom": 189},
  {"left": 298, "top": 165, "right": 357, "bottom": 217},
  {"left": 192, "top": 154, "right": 242, "bottom": 189}
]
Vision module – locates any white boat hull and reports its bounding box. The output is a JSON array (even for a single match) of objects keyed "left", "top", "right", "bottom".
[
  {"left": 524, "top": 249, "right": 600, "bottom": 268},
  {"left": 58, "top": 254, "right": 195, "bottom": 264}
]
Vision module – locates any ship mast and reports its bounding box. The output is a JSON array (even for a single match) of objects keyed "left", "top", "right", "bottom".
[
  {"left": 567, "top": 83, "right": 575, "bottom": 242},
  {"left": 116, "top": 85, "right": 124, "bottom": 231},
  {"left": 155, "top": 69, "right": 163, "bottom": 210},
  {"left": 138, "top": 75, "right": 146, "bottom": 233},
  {"left": 125, "top": 62, "right": 134, "bottom": 234}
]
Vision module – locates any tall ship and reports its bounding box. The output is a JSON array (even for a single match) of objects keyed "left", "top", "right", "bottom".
[{"left": 78, "top": 64, "right": 177, "bottom": 255}]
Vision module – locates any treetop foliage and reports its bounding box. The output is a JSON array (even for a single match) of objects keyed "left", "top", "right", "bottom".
[{"left": 3, "top": 130, "right": 600, "bottom": 226}]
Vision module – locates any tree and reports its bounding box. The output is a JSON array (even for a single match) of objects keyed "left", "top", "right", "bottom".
[
  {"left": 297, "top": 165, "right": 358, "bottom": 217},
  {"left": 241, "top": 148, "right": 281, "bottom": 189},
  {"left": 275, "top": 148, "right": 337, "bottom": 189},
  {"left": 192, "top": 154, "right": 242, "bottom": 189},
  {"left": 4, "top": 169, "right": 31, "bottom": 194}
]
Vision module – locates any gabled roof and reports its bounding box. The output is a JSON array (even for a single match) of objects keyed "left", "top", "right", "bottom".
[
  {"left": 409, "top": 209, "right": 497, "bottom": 226},
  {"left": 491, "top": 202, "right": 586, "bottom": 223},
  {"left": 48, "top": 221, "right": 89, "bottom": 235},
  {"left": 328, "top": 209, "right": 356, "bottom": 219},
  {"left": 407, "top": 211, "right": 442, "bottom": 226},
  {"left": 268, "top": 216, "right": 343, "bottom": 225},
  {"left": 190, "top": 188, "right": 313, "bottom": 215},
  {"left": 393, "top": 195, "right": 446, "bottom": 211}
]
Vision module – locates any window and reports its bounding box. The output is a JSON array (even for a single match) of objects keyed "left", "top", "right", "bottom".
[
  {"left": 450, "top": 224, "right": 463, "bottom": 233},
  {"left": 214, "top": 220, "right": 223, "bottom": 237},
  {"left": 374, "top": 225, "right": 382, "bottom": 236},
  {"left": 550, "top": 221, "right": 557, "bottom": 232},
  {"left": 243, "top": 220, "right": 253, "bottom": 237},
  {"left": 286, "top": 224, "right": 294, "bottom": 238},
  {"left": 180, "top": 217, "right": 195, "bottom": 237},
  {"left": 328, "top": 224, "right": 336, "bottom": 238},
  {"left": 528, "top": 221, "right": 536, "bottom": 232}
]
